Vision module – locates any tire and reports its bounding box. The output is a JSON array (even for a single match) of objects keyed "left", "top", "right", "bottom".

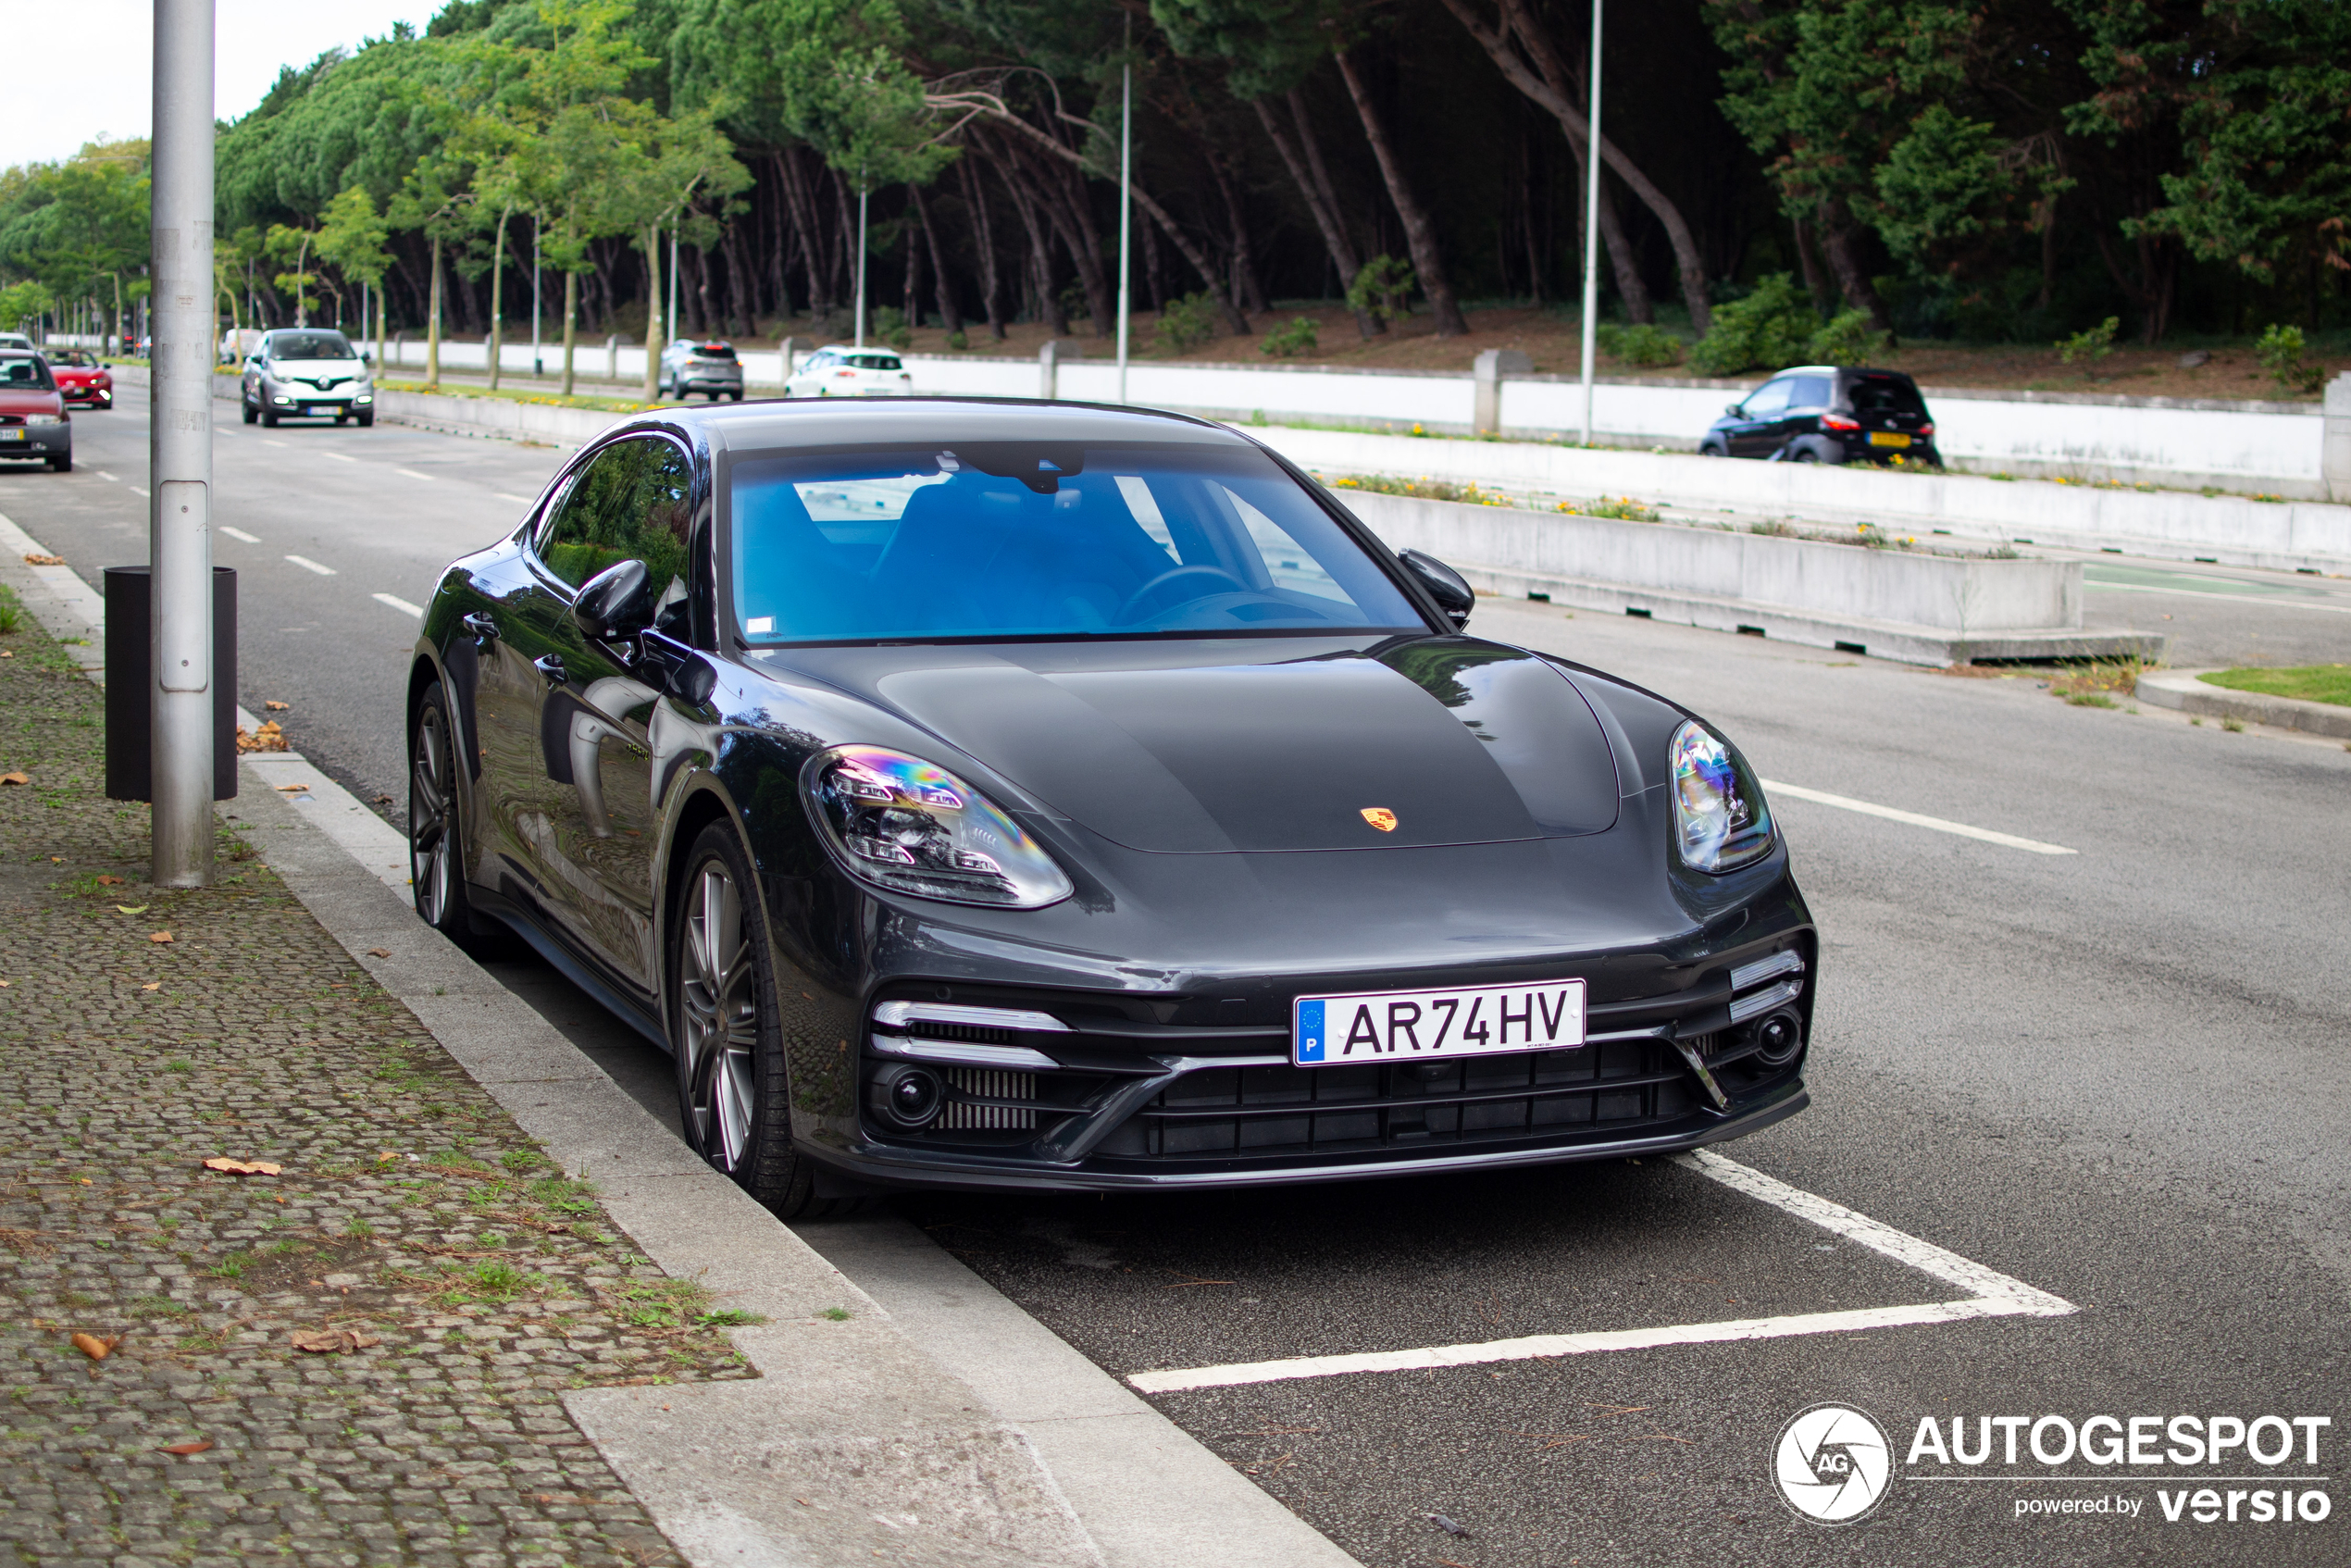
[
  {"left": 1699, "top": 442, "right": 1725, "bottom": 457},
  {"left": 48, "top": 454, "right": 70, "bottom": 473},
  {"left": 260, "top": 406, "right": 280, "bottom": 428},
  {"left": 728, "top": 391, "right": 743, "bottom": 403},
  {"left": 356, "top": 411, "right": 374, "bottom": 429},
  {"left": 242, "top": 400, "right": 257, "bottom": 426},
  {"left": 670, "top": 822, "right": 841, "bottom": 1219},
  {"left": 408, "top": 681, "right": 475, "bottom": 938},
  {"left": 1792, "top": 447, "right": 1822, "bottom": 465}
]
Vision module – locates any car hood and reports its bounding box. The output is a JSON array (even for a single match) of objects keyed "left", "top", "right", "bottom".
[
  {"left": 0, "top": 389, "right": 61, "bottom": 416},
  {"left": 766, "top": 636, "right": 1622, "bottom": 852}
]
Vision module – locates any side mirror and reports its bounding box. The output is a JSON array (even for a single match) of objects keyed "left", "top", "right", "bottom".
[
  {"left": 1725, "top": 403, "right": 1744, "bottom": 417},
  {"left": 573, "top": 558, "right": 654, "bottom": 640},
  {"left": 1399, "top": 549, "right": 1474, "bottom": 630}
]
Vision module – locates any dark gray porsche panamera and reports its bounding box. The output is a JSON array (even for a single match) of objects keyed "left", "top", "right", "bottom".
[{"left": 405, "top": 398, "right": 1814, "bottom": 1216}]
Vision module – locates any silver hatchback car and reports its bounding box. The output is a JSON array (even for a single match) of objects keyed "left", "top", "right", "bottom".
[{"left": 659, "top": 339, "right": 744, "bottom": 402}]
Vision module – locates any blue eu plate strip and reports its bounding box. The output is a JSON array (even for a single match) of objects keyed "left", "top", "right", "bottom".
[{"left": 1296, "top": 999, "right": 1325, "bottom": 1063}]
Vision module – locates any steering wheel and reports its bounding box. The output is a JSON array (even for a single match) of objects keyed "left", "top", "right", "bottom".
[{"left": 1117, "top": 564, "right": 1250, "bottom": 624}]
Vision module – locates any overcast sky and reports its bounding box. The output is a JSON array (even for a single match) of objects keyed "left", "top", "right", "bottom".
[{"left": 1, "top": 1, "right": 442, "bottom": 169}]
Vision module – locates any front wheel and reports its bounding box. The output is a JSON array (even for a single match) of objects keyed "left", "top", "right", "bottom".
[
  {"left": 671, "top": 823, "right": 839, "bottom": 1218},
  {"left": 260, "top": 406, "right": 280, "bottom": 428},
  {"left": 48, "top": 454, "right": 70, "bottom": 473},
  {"left": 242, "top": 400, "right": 257, "bottom": 426},
  {"left": 409, "top": 681, "right": 474, "bottom": 937},
  {"left": 356, "top": 411, "right": 374, "bottom": 429}
]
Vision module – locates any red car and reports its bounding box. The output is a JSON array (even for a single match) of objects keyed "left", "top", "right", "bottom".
[
  {"left": 0, "top": 352, "right": 71, "bottom": 471},
  {"left": 43, "top": 348, "right": 112, "bottom": 409}
]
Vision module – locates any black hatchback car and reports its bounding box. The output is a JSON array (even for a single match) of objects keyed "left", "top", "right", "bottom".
[
  {"left": 1699, "top": 366, "right": 1938, "bottom": 466},
  {"left": 405, "top": 399, "right": 1815, "bottom": 1216}
]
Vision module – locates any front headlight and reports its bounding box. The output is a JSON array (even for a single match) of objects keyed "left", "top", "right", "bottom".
[
  {"left": 1669, "top": 720, "right": 1773, "bottom": 873},
  {"left": 804, "top": 745, "right": 1073, "bottom": 908},
  {"left": 24, "top": 414, "right": 63, "bottom": 427}
]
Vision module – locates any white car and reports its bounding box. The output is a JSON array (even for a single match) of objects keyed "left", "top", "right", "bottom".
[
  {"left": 0, "top": 333, "right": 31, "bottom": 352},
  {"left": 783, "top": 344, "right": 914, "bottom": 397},
  {"left": 240, "top": 328, "right": 375, "bottom": 428}
]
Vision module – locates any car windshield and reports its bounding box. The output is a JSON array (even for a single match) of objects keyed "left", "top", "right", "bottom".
[
  {"left": 1848, "top": 374, "right": 1924, "bottom": 416},
  {"left": 730, "top": 442, "right": 1424, "bottom": 644},
  {"left": 0, "top": 356, "right": 55, "bottom": 390},
  {"left": 270, "top": 333, "right": 356, "bottom": 361},
  {"left": 47, "top": 350, "right": 91, "bottom": 367}
]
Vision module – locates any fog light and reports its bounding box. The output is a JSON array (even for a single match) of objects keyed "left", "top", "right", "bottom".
[
  {"left": 877, "top": 1064, "right": 943, "bottom": 1128},
  {"left": 1752, "top": 1011, "right": 1803, "bottom": 1066}
]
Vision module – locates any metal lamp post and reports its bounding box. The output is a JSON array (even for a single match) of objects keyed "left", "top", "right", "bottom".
[
  {"left": 148, "top": 0, "right": 216, "bottom": 888},
  {"left": 852, "top": 183, "right": 869, "bottom": 349},
  {"left": 1115, "top": 24, "right": 1133, "bottom": 404},
  {"left": 1578, "top": 0, "right": 1603, "bottom": 447}
]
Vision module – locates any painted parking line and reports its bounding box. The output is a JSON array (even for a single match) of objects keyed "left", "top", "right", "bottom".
[
  {"left": 219, "top": 527, "right": 261, "bottom": 543},
  {"left": 1126, "top": 1149, "right": 2075, "bottom": 1396},
  {"left": 394, "top": 467, "right": 438, "bottom": 482},
  {"left": 284, "top": 554, "right": 337, "bottom": 576},
  {"left": 2087, "top": 579, "right": 2351, "bottom": 616},
  {"left": 372, "top": 592, "right": 424, "bottom": 617},
  {"left": 1760, "top": 778, "right": 2077, "bottom": 856}
]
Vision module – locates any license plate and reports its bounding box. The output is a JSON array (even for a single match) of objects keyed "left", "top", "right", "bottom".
[
  {"left": 305, "top": 404, "right": 334, "bottom": 417},
  {"left": 1869, "top": 431, "right": 1911, "bottom": 448},
  {"left": 1294, "top": 978, "right": 1586, "bottom": 1066},
  {"left": 0, "top": 430, "right": 22, "bottom": 442}
]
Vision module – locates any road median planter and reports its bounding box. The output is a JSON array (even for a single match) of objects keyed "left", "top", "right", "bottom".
[{"left": 1340, "top": 489, "right": 2162, "bottom": 667}]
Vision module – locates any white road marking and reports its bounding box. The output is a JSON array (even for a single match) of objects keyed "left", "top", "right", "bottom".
[
  {"left": 129, "top": 486, "right": 148, "bottom": 498},
  {"left": 219, "top": 527, "right": 260, "bottom": 543},
  {"left": 320, "top": 451, "right": 358, "bottom": 463},
  {"left": 260, "top": 439, "right": 287, "bottom": 447},
  {"left": 372, "top": 592, "right": 424, "bottom": 617},
  {"left": 1760, "top": 778, "right": 2077, "bottom": 856},
  {"left": 2087, "top": 579, "right": 2351, "bottom": 616},
  {"left": 283, "top": 554, "right": 337, "bottom": 576},
  {"left": 394, "top": 467, "right": 437, "bottom": 481},
  {"left": 96, "top": 470, "right": 119, "bottom": 482},
  {"left": 1124, "top": 1150, "right": 2075, "bottom": 1396},
  {"left": 494, "top": 492, "right": 533, "bottom": 504}
]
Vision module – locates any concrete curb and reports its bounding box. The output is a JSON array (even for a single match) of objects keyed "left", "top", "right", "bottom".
[
  {"left": 2135, "top": 669, "right": 2351, "bottom": 739},
  {"left": 0, "top": 507, "right": 1362, "bottom": 1568}
]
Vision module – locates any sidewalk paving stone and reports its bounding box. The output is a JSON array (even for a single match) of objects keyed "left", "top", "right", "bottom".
[{"left": 0, "top": 612, "right": 750, "bottom": 1568}]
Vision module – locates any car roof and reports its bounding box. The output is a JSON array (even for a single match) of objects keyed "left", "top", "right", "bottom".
[{"left": 610, "top": 395, "right": 1255, "bottom": 457}]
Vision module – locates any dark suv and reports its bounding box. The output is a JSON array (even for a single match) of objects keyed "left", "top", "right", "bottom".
[{"left": 1699, "top": 366, "right": 1938, "bottom": 466}]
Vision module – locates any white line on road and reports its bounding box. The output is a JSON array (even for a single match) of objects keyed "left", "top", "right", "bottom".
[
  {"left": 283, "top": 554, "right": 337, "bottom": 576},
  {"left": 494, "top": 492, "right": 533, "bottom": 504},
  {"left": 2086, "top": 579, "right": 2351, "bottom": 616},
  {"left": 129, "top": 486, "right": 148, "bottom": 498},
  {"left": 1124, "top": 1150, "right": 2075, "bottom": 1396},
  {"left": 219, "top": 527, "right": 260, "bottom": 543},
  {"left": 260, "top": 439, "right": 287, "bottom": 447},
  {"left": 394, "top": 467, "right": 438, "bottom": 481},
  {"left": 372, "top": 592, "right": 424, "bottom": 617},
  {"left": 95, "top": 470, "right": 118, "bottom": 482},
  {"left": 1760, "top": 778, "right": 2077, "bottom": 856},
  {"left": 320, "top": 452, "right": 358, "bottom": 464}
]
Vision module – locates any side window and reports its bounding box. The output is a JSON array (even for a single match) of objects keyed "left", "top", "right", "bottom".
[
  {"left": 1741, "top": 380, "right": 1791, "bottom": 417},
  {"left": 536, "top": 437, "right": 695, "bottom": 596},
  {"left": 1784, "top": 375, "right": 1834, "bottom": 410}
]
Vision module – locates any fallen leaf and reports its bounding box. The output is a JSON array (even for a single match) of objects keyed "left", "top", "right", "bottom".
[
  {"left": 23, "top": 554, "right": 64, "bottom": 566},
  {"left": 235, "top": 721, "right": 289, "bottom": 755},
  {"left": 0, "top": 772, "right": 29, "bottom": 786},
  {"left": 116, "top": 904, "right": 149, "bottom": 915},
  {"left": 0, "top": 980, "right": 9, "bottom": 988},
  {"left": 276, "top": 783, "right": 308, "bottom": 792},
  {"left": 367, "top": 948, "right": 392, "bottom": 958},
  {"left": 201, "top": 1157, "right": 282, "bottom": 1176},
  {"left": 291, "top": 1328, "right": 379, "bottom": 1354},
  {"left": 140, "top": 981, "right": 160, "bottom": 991},
  {"left": 264, "top": 701, "right": 290, "bottom": 712},
  {"left": 69, "top": 1332, "right": 122, "bottom": 1362},
  {"left": 0, "top": 649, "right": 11, "bottom": 656},
  {"left": 149, "top": 931, "right": 173, "bottom": 944},
  {"left": 157, "top": 1440, "right": 212, "bottom": 1456},
  {"left": 95, "top": 875, "right": 124, "bottom": 886}
]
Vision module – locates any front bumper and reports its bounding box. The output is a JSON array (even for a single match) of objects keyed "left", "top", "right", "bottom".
[{"left": 0, "top": 425, "right": 69, "bottom": 457}]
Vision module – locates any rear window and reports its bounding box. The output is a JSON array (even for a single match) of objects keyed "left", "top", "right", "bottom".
[
  {"left": 1847, "top": 374, "right": 1925, "bottom": 417},
  {"left": 850, "top": 355, "right": 903, "bottom": 372}
]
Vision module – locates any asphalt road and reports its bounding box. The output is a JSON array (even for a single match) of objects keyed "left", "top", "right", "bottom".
[{"left": 6, "top": 389, "right": 2349, "bottom": 1567}]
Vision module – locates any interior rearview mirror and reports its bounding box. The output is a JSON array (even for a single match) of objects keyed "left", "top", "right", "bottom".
[
  {"left": 572, "top": 558, "right": 654, "bottom": 641},
  {"left": 1399, "top": 549, "right": 1475, "bottom": 630}
]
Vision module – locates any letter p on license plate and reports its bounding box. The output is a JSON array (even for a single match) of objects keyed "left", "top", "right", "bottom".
[{"left": 1294, "top": 979, "right": 1586, "bottom": 1066}]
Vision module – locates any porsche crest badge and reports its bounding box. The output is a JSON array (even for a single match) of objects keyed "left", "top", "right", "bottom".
[{"left": 1360, "top": 807, "right": 1398, "bottom": 832}]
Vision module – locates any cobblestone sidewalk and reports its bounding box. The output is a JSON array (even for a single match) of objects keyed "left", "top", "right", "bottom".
[{"left": 0, "top": 604, "right": 747, "bottom": 1568}]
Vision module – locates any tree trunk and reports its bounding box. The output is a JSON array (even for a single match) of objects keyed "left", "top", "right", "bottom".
[
  {"left": 902, "top": 205, "right": 922, "bottom": 330},
  {"left": 1141, "top": 209, "right": 1167, "bottom": 313},
  {"left": 1791, "top": 213, "right": 1829, "bottom": 312},
  {"left": 1435, "top": 0, "right": 1712, "bottom": 332},
  {"left": 561, "top": 268, "right": 578, "bottom": 396},
  {"left": 1032, "top": 155, "right": 1114, "bottom": 338},
  {"left": 1255, "top": 96, "right": 1381, "bottom": 337},
  {"left": 777, "top": 150, "right": 827, "bottom": 316},
  {"left": 1567, "top": 126, "right": 1654, "bottom": 324},
  {"left": 426, "top": 233, "right": 442, "bottom": 389},
  {"left": 487, "top": 209, "right": 508, "bottom": 392},
  {"left": 1821, "top": 208, "right": 1890, "bottom": 330},
  {"left": 998, "top": 162, "right": 1068, "bottom": 334},
  {"left": 957, "top": 157, "right": 1006, "bottom": 339},
  {"left": 1331, "top": 47, "right": 1471, "bottom": 337},
  {"left": 912, "top": 182, "right": 964, "bottom": 336},
  {"left": 723, "top": 222, "right": 756, "bottom": 337},
  {"left": 1201, "top": 140, "right": 1268, "bottom": 316},
  {"left": 642, "top": 224, "right": 664, "bottom": 401}
]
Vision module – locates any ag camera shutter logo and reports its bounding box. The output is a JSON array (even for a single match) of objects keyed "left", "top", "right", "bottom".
[{"left": 1775, "top": 1403, "right": 1894, "bottom": 1524}]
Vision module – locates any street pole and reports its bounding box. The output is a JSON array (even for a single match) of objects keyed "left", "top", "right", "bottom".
[
  {"left": 853, "top": 184, "right": 868, "bottom": 349},
  {"left": 531, "top": 222, "right": 542, "bottom": 377},
  {"left": 1578, "top": 0, "right": 1602, "bottom": 447},
  {"left": 668, "top": 227, "right": 679, "bottom": 347},
  {"left": 1115, "top": 19, "right": 1133, "bottom": 404},
  {"left": 150, "top": 0, "right": 215, "bottom": 889}
]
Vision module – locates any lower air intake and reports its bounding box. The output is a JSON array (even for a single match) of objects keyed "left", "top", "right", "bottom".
[{"left": 939, "top": 1069, "right": 1037, "bottom": 1130}]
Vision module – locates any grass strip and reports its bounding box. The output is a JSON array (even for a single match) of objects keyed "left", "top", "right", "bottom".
[{"left": 2201, "top": 665, "right": 2351, "bottom": 707}]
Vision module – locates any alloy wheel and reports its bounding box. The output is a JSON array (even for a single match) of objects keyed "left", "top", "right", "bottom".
[
  {"left": 409, "top": 703, "right": 455, "bottom": 924},
  {"left": 678, "top": 861, "right": 759, "bottom": 1170}
]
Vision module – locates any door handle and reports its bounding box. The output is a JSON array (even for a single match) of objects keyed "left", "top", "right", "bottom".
[
  {"left": 534, "top": 653, "right": 569, "bottom": 685},
  {"left": 462, "top": 611, "right": 500, "bottom": 641}
]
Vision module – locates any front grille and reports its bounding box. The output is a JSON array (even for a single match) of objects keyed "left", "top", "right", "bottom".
[
  {"left": 939, "top": 1069, "right": 1037, "bottom": 1130},
  {"left": 1094, "top": 1039, "right": 1697, "bottom": 1162}
]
